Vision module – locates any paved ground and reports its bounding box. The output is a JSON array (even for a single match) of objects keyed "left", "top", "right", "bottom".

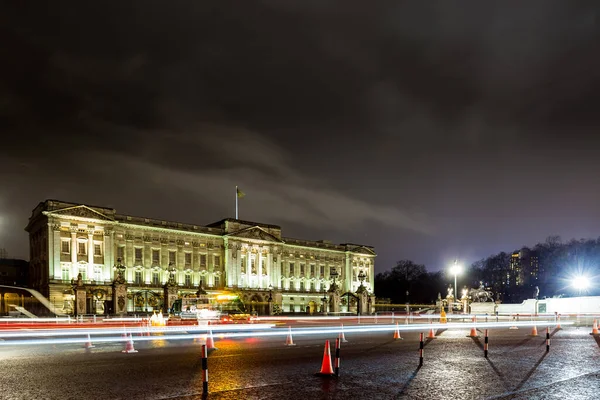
[{"left": 1, "top": 323, "right": 599, "bottom": 400}]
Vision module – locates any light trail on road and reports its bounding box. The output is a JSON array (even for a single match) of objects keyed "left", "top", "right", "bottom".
[{"left": 0, "top": 320, "right": 572, "bottom": 347}]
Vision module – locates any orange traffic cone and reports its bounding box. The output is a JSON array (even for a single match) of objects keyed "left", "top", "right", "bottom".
[
  {"left": 590, "top": 320, "right": 599, "bottom": 335},
  {"left": 84, "top": 333, "right": 94, "bottom": 350},
  {"left": 315, "top": 340, "right": 335, "bottom": 377},
  {"left": 467, "top": 316, "right": 478, "bottom": 337},
  {"left": 427, "top": 323, "right": 437, "bottom": 339},
  {"left": 206, "top": 330, "right": 218, "bottom": 350},
  {"left": 285, "top": 326, "right": 296, "bottom": 346},
  {"left": 529, "top": 325, "right": 538, "bottom": 337},
  {"left": 122, "top": 333, "right": 138, "bottom": 353},
  {"left": 339, "top": 324, "right": 348, "bottom": 343},
  {"left": 393, "top": 322, "right": 403, "bottom": 340}
]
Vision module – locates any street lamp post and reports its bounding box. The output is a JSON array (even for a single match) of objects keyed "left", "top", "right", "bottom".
[
  {"left": 357, "top": 270, "right": 366, "bottom": 289},
  {"left": 321, "top": 286, "right": 327, "bottom": 315},
  {"left": 450, "top": 260, "right": 462, "bottom": 302},
  {"left": 329, "top": 268, "right": 339, "bottom": 313},
  {"left": 267, "top": 284, "right": 273, "bottom": 316}
]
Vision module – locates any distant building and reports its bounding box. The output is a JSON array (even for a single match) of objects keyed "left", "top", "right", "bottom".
[
  {"left": 0, "top": 258, "right": 29, "bottom": 286},
  {"left": 0, "top": 258, "right": 29, "bottom": 316},
  {"left": 25, "top": 200, "right": 376, "bottom": 315},
  {"left": 507, "top": 249, "right": 540, "bottom": 302}
]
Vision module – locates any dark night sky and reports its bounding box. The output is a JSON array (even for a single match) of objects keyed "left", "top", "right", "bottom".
[{"left": 1, "top": 1, "right": 600, "bottom": 274}]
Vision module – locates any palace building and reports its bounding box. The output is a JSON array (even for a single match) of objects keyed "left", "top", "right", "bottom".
[{"left": 25, "top": 200, "right": 376, "bottom": 315}]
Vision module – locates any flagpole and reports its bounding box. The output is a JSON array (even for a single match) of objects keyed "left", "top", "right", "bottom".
[{"left": 235, "top": 186, "right": 238, "bottom": 219}]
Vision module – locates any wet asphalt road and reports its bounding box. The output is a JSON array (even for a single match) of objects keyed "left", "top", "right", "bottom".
[{"left": 1, "top": 324, "right": 599, "bottom": 400}]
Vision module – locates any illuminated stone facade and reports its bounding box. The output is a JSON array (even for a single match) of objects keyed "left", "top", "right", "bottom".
[{"left": 25, "top": 200, "right": 376, "bottom": 315}]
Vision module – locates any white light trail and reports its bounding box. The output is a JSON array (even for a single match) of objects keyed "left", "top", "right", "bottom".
[
  {"left": 0, "top": 321, "right": 572, "bottom": 347},
  {"left": 0, "top": 323, "right": 275, "bottom": 338}
]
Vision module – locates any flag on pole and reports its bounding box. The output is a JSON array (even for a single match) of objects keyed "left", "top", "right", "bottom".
[{"left": 235, "top": 186, "right": 245, "bottom": 219}]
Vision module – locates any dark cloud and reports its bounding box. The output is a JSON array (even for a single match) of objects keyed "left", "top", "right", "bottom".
[{"left": 1, "top": 1, "right": 600, "bottom": 271}]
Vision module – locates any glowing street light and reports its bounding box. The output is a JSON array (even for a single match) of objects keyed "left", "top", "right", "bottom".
[
  {"left": 571, "top": 276, "right": 590, "bottom": 292},
  {"left": 449, "top": 260, "right": 462, "bottom": 301}
]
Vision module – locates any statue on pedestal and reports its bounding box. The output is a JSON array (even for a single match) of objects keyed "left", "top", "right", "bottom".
[{"left": 446, "top": 285, "right": 454, "bottom": 299}]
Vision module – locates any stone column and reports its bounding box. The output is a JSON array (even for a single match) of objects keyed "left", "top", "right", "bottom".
[
  {"left": 369, "top": 261, "right": 374, "bottom": 292},
  {"left": 103, "top": 230, "right": 113, "bottom": 283},
  {"left": 70, "top": 227, "right": 77, "bottom": 277},
  {"left": 125, "top": 235, "right": 134, "bottom": 281},
  {"left": 88, "top": 230, "right": 94, "bottom": 280},
  {"left": 52, "top": 224, "right": 61, "bottom": 280},
  {"left": 255, "top": 251, "right": 262, "bottom": 289},
  {"left": 267, "top": 252, "right": 273, "bottom": 288},
  {"left": 344, "top": 253, "right": 352, "bottom": 293},
  {"left": 235, "top": 246, "right": 242, "bottom": 287}
]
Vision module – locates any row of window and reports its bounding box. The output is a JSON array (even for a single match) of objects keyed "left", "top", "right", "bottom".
[
  {"left": 284, "top": 281, "right": 328, "bottom": 291},
  {"left": 63, "top": 267, "right": 220, "bottom": 287},
  {"left": 116, "top": 247, "right": 220, "bottom": 267},
  {"left": 283, "top": 264, "right": 335, "bottom": 277},
  {"left": 61, "top": 240, "right": 102, "bottom": 256}
]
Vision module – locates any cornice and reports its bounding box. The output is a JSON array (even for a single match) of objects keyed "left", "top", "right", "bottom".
[
  {"left": 282, "top": 243, "right": 345, "bottom": 255},
  {"left": 117, "top": 223, "right": 223, "bottom": 239},
  {"left": 42, "top": 211, "right": 376, "bottom": 257}
]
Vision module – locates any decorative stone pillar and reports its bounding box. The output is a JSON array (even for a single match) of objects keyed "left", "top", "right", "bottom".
[
  {"left": 328, "top": 291, "right": 340, "bottom": 314},
  {"left": 112, "top": 258, "right": 128, "bottom": 316},
  {"left": 163, "top": 264, "right": 178, "bottom": 314},
  {"left": 447, "top": 293, "right": 454, "bottom": 314},
  {"left": 328, "top": 278, "right": 340, "bottom": 314},
  {"left": 356, "top": 286, "right": 369, "bottom": 316},
  {"left": 72, "top": 273, "right": 86, "bottom": 316}
]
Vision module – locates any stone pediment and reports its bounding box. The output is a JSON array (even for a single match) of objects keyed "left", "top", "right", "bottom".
[
  {"left": 227, "top": 226, "right": 283, "bottom": 243},
  {"left": 347, "top": 245, "right": 376, "bottom": 256},
  {"left": 48, "top": 205, "right": 115, "bottom": 221}
]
